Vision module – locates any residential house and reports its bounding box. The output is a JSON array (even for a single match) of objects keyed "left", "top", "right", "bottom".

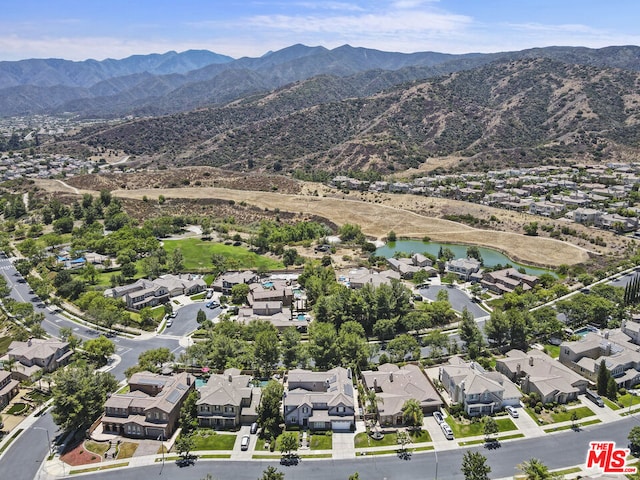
[
  {"left": 559, "top": 321, "right": 640, "bottom": 388},
  {"left": 212, "top": 271, "right": 259, "bottom": 294},
  {"left": 361, "top": 363, "right": 443, "bottom": 426},
  {"left": 496, "top": 349, "right": 588, "bottom": 404},
  {"left": 101, "top": 371, "right": 195, "bottom": 439},
  {"left": 248, "top": 280, "right": 293, "bottom": 307},
  {"left": 347, "top": 269, "right": 401, "bottom": 289},
  {"left": 2, "top": 338, "right": 72, "bottom": 381},
  {"left": 196, "top": 368, "right": 261, "bottom": 428},
  {"left": 573, "top": 208, "right": 602, "bottom": 225},
  {"left": 481, "top": 268, "right": 539, "bottom": 295},
  {"left": 529, "top": 201, "right": 565, "bottom": 217},
  {"left": 445, "top": 258, "right": 482, "bottom": 281},
  {"left": 0, "top": 370, "right": 20, "bottom": 409},
  {"left": 438, "top": 356, "right": 521, "bottom": 416},
  {"left": 284, "top": 367, "right": 355, "bottom": 431},
  {"left": 154, "top": 274, "right": 206, "bottom": 297},
  {"left": 104, "top": 279, "right": 170, "bottom": 310}
]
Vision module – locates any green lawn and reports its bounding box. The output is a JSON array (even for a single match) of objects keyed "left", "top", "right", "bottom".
[
  {"left": 163, "top": 238, "right": 283, "bottom": 271},
  {"left": 445, "top": 416, "right": 517, "bottom": 438},
  {"left": 190, "top": 431, "right": 237, "bottom": 450},
  {"left": 603, "top": 396, "right": 621, "bottom": 410},
  {"left": 549, "top": 406, "right": 594, "bottom": 423},
  {"left": 310, "top": 434, "right": 332, "bottom": 450},
  {"left": 408, "top": 429, "right": 431, "bottom": 443},
  {"left": 84, "top": 441, "right": 110, "bottom": 456},
  {"left": 116, "top": 442, "right": 138, "bottom": 459},
  {"left": 0, "top": 336, "right": 13, "bottom": 355},
  {"left": 354, "top": 432, "right": 399, "bottom": 448},
  {"left": 544, "top": 344, "right": 560, "bottom": 359},
  {"left": 618, "top": 393, "right": 640, "bottom": 409}
]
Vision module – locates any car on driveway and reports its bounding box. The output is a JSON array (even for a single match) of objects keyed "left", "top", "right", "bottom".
[
  {"left": 250, "top": 422, "right": 258, "bottom": 434},
  {"left": 433, "top": 411, "right": 445, "bottom": 424},
  {"left": 166, "top": 319, "right": 173, "bottom": 327},
  {"left": 505, "top": 405, "right": 519, "bottom": 418},
  {"left": 241, "top": 435, "right": 250, "bottom": 450}
]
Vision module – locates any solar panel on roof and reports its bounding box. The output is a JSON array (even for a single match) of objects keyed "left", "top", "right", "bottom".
[{"left": 166, "top": 390, "right": 181, "bottom": 404}]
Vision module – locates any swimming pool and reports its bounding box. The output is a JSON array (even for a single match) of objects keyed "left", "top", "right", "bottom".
[
  {"left": 575, "top": 326, "right": 598, "bottom": 337},
  {"left": 262, "top": 281, "right": 274, "bottom": 288},
  {"left": 195, "top": 378, "right": 207, "bottom": 388}
]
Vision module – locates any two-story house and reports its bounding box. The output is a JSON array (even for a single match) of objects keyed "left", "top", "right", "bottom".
[
  {"left": 0, "top": 370, "right": 20, "bottom": 409},
  {"left": 284, "top": 367, "right": 355, "bottom": 431},
  {"left": 361, "top": 363, "right": 443, "bottom": 426},
  {"left": 439, "top": 356, "right": 520, "bottom": 416},
  {"left": 445, "top": 258, "right": 482, "bottom": 281},
  {"left": 496, "top": 349, "right": 588, "bottom": 404},
  {"left": 196, "top": 368, "right": 261, "bottom": 429},
  {"left": 2, "top": 338, "right": 72, "bottom": 381},
  {"left": 101, "top": 371, "right": 195, "bottom": 439}
]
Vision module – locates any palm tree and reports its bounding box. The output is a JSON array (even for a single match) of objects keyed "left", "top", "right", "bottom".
[
  {"left": 365, "top": 388, "right": 382, "bottom": 420},
  {"left": 401, "top": 399, "right": 424, "bottom": 430},
  {"left": 517, "top": 458, "right": 562, "bottom": 480}
]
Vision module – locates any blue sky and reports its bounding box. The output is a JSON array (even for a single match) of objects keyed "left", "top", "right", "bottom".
[{"left": 2, "top": 0, "right": 639, "bottom": 61}]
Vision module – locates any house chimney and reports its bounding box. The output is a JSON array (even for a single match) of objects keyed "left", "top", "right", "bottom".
[
  {"left": 27, "top": 338, "right": 32, "bottom": 346},
  {"left": 389, "top": 372, "right": 393, "bottom": 382},
  {"left": 187, "top": 375, "right": 192, "bottom": 386},
  {"left": 516, "top": 363, "right": 521, "bottom": 376},
  {"left": 604, "top": 331, "right": 609, "bottom": 339},
  {"left": 228, "top": 374, "right": 233, "bottom": 383},
  {"left": 373, "top": 378, "right": 378, "bottom": 390},
  {"left": 529, "top": 356, "right": 534, "bottom": 367},
  {"left": 347, "top": 367, "right": 352, "bottom": 379}
]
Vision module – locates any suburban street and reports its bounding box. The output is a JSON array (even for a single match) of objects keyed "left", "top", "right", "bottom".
[{"left": 34, "top": 415, "right": 640, "bottom": 480}]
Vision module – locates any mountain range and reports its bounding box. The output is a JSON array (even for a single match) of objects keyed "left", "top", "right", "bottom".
[{"left": 2, "top": 44, "right": 640, "bottom": 118}]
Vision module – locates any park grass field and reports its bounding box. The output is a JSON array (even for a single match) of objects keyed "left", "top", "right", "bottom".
[{"left": 162, "top": 238, "right": 283, "bottom": 271}]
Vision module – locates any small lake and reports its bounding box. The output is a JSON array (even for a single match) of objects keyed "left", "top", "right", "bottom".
[{"left": 375, "top": 240, "right": 555, "bottom": 276}]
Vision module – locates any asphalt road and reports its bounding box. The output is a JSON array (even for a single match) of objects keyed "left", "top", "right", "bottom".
[
  {"left": 58, "top": 415, "right": 640, "bottom": 480},
  {"left": 418, "top": 284, "right": 488, "bottom": 319}
]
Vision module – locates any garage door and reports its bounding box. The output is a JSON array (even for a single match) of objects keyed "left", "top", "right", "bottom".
[{"left": 331, "top": 421, "right": 352, "bottom": 431}]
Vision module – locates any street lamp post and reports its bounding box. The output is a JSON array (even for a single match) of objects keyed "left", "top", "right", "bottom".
[
  {"left": 34, "top": 427, "right": 52, "bottom": 458},
  {"left": 434, "top": 447, "right": 438, "bottom": 480}
]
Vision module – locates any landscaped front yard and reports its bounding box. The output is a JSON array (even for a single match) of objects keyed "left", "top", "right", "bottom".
[
  {"left": 309, "top": 433, "right": 332, "bottom": 450},
  {"left": 190, "top": 430, "right": 237, "bottom": 450},
  {"left": 354, "top": 429, "right": 431, "bottom": 448},
  {"left": 525, "top": 404, "right": 595, "bottom": 425},
  {"left": 445, "top": 416, "right": 517, "bottom": 438}
]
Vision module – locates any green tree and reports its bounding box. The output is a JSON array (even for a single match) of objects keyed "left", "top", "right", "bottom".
[
  {"left": 523, "top": 222, "right": 539, "bottom": 236},
  {"left": 387, "top": 230, "right": 397, "bottom": 242},
  {"left": 51, "top": 363, "right": 118, "bottom": 431},
  {"left": 196, "top": 309, "right": 207, "bottom": 325},
  {"left": 484, "top": 310, "right": 510, "bottom": 350},
  {"left": 282, "top": 248, "right": 298, "bottom": 268},
  {"left": 628, "top": 426, "right": 640, "bottom": 454},
  {"left": 570, "top": 410, "right": 578, "bottom": 429},
  {"left": 257, "top": 380, "right": 284, "bottom": 440},
  {"left": 231, "top": 283, "right": 250, "bottom": 304},
  {"left": 459, "top": 308, "right": 483, "bottom": 357},
  {"left": 259, "top": 466, "right": 284, "bottom": 480},
  {"left": 138, "top": 347, "right": 175, "bottom": 372},
  {"left": 175, "top": 433, "right": 195, "bottom": 459},
  {"left": 483, "top": 416, "right": 498, "bottom": 443},
  {"left": 461, "top": 451, "right": 491, "bottom": 480},
  {"left": 597, "top": 359, "right": 610, "bottom": 396},
  {"left": 281, "top": 327, "right": 303, "bottom": 368},
  {"left": 254, "top": 329, "right": 281, "bottom": 376},
  {"left": 308, "top": 321, "right": 339, "bottom": 369},
  {"left": 279, "top": 432, "right": 298, "bottom": 457},
  {"left": 180, "top": 390, "right": 199, "bottom": 435},
  {"left": 401, "top": 398, "right": 424, "bottom": 430},
  {"left": 517, "top": 458, "right": 562, "bottom": 480},
  {"left": 387, "top": 334, "right": 420, "bottom": 362},
  {"left": 82, "top": 336, "right": 115, "bottom": 366},
  {"left": 170, "top": 248, "right": 184, "bottom": 274}
]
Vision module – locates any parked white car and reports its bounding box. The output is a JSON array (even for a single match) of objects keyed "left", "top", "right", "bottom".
[{"left": 505, "top": 406, "right": 519, "bottom": 418}]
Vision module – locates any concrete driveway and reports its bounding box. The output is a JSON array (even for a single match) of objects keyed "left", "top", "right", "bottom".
[{"left": 332, "top": 431, "right": 355, "bottom": 459}]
